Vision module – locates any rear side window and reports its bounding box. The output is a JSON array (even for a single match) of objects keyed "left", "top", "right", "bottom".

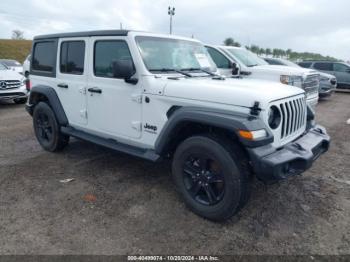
[
  {"left": 60, "top": 41, "right": 85, "bottom": 74},
  {"left": 333, "top": 63, "right": 349, "bottom": 72},
  {"left": 298, "top": 62, "right": 312, "bottom": 68},
  {"left": 94, "top": 40, "right": 134, "bottom": 78},
  {"left": 206, "top": 47, "right": 231, "bottom": 69},
  {"left": 314, "top": 62, "right": 333, "bottom": 71},
  {"left": 32, "top": 41, "right": 57, "bottom": 74}
]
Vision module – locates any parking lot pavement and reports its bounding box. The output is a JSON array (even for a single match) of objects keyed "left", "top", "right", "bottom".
[{"left": 0, "top": 94, "right": 349, "bottom": 255}]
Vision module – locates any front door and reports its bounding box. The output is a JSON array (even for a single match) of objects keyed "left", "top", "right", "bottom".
[
  {"left": 56, "top": 38, "right": 88, "bottom": 126},
  {"left": 86, "top": 37, "right": 142, "bottom": 139}
]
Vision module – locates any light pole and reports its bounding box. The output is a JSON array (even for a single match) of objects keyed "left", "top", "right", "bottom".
[{"left": 168, "top": 6, "right": 175, "bottom": 34}]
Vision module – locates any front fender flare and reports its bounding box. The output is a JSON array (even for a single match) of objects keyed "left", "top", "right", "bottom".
[{"left": 154, "top": 106, "right": 273, "bottom": 155}]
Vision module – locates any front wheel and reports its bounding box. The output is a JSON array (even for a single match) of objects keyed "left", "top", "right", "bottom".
[
  {"left": 172, "top": 135, "right": 251, "bottom": 221},
  {"left": 33, "top": 102, "right": 69, "bottom": 152}
]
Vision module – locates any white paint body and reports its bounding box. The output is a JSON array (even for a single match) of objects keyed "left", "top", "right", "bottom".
[{"left": 31, "top": 32, "right": 307, "bottom": 150}]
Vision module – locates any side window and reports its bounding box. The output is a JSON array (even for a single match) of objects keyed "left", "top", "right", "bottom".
[
  {"left": 206, "top": 47, "right": 231, "bottom": 69},
  {"left": 94, "top": 40, "right": 134, "bottom": 78},
  {"left": 32, "top": 41, "right": 56, "bottom": 73},
  {"left": 314, "top": 62, "right": 333, "bottom": 71},
  {"left": 60, "top": 41, "right": 85, "bottom": 74},
  {"left": 334, "top": 63, "right": 349, "bottom": 73},
  {"left": 298, "top": 62, "right": 312, "bottom": 68}
]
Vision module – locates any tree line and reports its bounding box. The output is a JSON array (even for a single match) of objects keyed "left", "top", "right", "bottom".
[{"left": 223, "top": 37, "right": 339, "bottom": 62}]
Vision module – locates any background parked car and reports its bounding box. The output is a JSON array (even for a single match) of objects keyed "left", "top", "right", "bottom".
[
  {"left": 298, "top": 61, "right": 350, "bottom": 89},
  {"left": 265, "top": 57, "right": 337, "bottom": 98},
  {"left": 0, "top": 59, "right": 23, "bottom": 74},
  {"left": 206, "top": 45, "right": 320, "bottom": 108},
  {"left": 0, "top": 62, "right": 28, "bottom": 104},
  {"left": 23, "top": 55, "right": 31, "bottom": 77}
]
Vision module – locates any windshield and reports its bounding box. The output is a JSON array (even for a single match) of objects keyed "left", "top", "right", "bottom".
[
  {"left": 280, "top": 59, "right": 301, "bottom": 68},
  {"left": 135, "top": 36, "right": 216, "bottom": 72},
  {"left": 225, "top": 48, "right": 268, "bottom": 67},
  {"left": 0, "top": 63, "right": 8, "bottom": 70},
  {"left": 0, "top": 60, "right": 21, "bottom": 67}
]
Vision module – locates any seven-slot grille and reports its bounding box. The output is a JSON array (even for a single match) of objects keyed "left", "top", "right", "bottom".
[
  {"left": 279, "top": 96, "right": 306, "bottom": 139},
  {"left": 302, "top": 74, "right": 319, "bottom": 94},
  {"left": 0, "top": 80, "right": 22, "bottom": 90}
]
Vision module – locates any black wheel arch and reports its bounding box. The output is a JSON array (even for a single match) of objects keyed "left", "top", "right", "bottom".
[
  {"left": 155, "top": 106, "right": 273, "bottom": 156},
  {"left": 26, "top": 85, "right": 68, "bottom": 126}
]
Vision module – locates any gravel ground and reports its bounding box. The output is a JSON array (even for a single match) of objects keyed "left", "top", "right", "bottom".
[{"left": 0, "top": 93, "right": 349, "bottom": 255}]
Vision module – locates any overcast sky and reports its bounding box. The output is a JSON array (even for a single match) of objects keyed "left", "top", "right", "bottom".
[{"left": 0, "top": 0, "right": 349, "bottom": 60}]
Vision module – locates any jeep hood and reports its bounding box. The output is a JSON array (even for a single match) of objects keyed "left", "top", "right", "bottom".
[
  {"left": 0, "top": 69, "right": 23, "bottom": 80},
  {"left": 252, "top": 65, "right": 318, "bottom": 77},
  {"left": 163, "top": 77, "right": 304, "bottom": 110}
]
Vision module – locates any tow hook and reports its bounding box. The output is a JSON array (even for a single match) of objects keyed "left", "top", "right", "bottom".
[
  {"left": 315, "top": 127, "right": 324, "bottom": 134},
  {"left": 292, "top": 143, "right": 305, "bottom": 151}
]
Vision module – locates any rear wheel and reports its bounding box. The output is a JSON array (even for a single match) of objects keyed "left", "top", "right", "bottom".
[
  {"left": 172, "top": 135, "right": 251, "bottom": 221},
  {"left": 33, "top": 102, "right": 69, "bottom": 152}
]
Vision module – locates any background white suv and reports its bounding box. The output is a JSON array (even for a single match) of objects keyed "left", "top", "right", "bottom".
[{"left": 206, "top": 45, "right": 320, "bottom": 109}]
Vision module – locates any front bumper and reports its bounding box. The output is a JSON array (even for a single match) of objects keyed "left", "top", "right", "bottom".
[
  {"left": 319, "top": 81, "right": 336, "bottom": 97},
  {"left": 0, "top": 85, "right": 28, "bottom": 100},
  {"left": 248, "top": 125, "right": 330, "bottom": 183}
]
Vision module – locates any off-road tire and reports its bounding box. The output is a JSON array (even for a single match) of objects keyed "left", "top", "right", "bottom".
[
  {"left": 33, "top": 102, "right": 69, "bottom": 152},
  {"left": 172, "top": 134, "right": 252, "bottom": 221}
]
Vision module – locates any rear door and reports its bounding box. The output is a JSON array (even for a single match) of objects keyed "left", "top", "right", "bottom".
[{"left": 56, "top": 38, "right": 88, "bottom": 126}]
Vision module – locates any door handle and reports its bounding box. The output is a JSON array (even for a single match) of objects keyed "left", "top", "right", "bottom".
[
  {"left": 57, "top": 83, "right": 68, "bottom": 88},
  {"left": 88, "top": 87, "right": 102, "bottom": 94}
]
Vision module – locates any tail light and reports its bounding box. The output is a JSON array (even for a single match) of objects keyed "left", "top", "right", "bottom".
[{"left": 25, "top": 79, "right": 31, "bottom": 91}]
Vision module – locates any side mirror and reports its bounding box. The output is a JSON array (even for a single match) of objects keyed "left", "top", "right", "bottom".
[
  {"left": 346, "top": 68, "right": 350, "bottom": 73},
  {"left": 112, "top": 59, "right": 138, "bottom": 84},
  {"left": 231, "top": 62, "right": 240, "bottom": 76}
]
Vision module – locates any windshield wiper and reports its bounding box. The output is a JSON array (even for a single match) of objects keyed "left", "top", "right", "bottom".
[
  {"left": 149, "top": 68, "right": 192, "bottom": 77},
  {"left": 247, "top": 64, "right": 258, "bottom": 67},
  {"left": 181, "top": 68, "right": 224, "bottom": 79}
]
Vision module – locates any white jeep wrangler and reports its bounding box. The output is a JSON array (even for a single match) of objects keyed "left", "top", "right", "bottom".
[
  {"left": 205, "top": 45, "right": 320, "bottom": 109},
  {"left": 26, "top": 30, "right": 330, "bottom": 221}
]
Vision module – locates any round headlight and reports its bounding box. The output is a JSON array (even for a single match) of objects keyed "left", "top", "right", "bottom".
[{"left": 268, "top": 106, "right": 281, "bottom": 129}]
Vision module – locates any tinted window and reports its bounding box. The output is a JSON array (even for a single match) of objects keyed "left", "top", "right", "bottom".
[
  {"left": 298, "top": 62, "right": 312, "bottom": 68},
  {"left": 314, "top": 62, "right": 333, "bottom": 71},
  {"left": 94, "top": 40, "right": 133, "bottom": 78},
  {"left": 60, "top": 41, "right": 85, "bottom": 74},
  {"left": 334, "top": 63, "right": 349, "bottom": 72},
  {"left": 265, "top": 58, "right": 284, "bottom": 65},
  {"left": 32, "top": 41, "right": 56, "bottom": 72},
  {"left": 206, "top": 47, "right": 231, "bottom": 69}
]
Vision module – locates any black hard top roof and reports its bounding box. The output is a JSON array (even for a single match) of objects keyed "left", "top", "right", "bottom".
[{"left": 34, "top": 30, "right": 130, "bottom": 40}]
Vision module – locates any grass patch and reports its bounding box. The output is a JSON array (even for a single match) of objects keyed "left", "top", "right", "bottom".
[{"left": 0, "top": 39, "right": 32, "bottom": 63}]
